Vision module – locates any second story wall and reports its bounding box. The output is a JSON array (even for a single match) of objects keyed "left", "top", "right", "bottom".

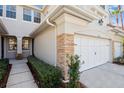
[{"left": 0, "top": 5, "right": 41, "bottom": 37}]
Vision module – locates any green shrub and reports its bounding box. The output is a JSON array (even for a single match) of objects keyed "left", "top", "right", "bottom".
[
  {"left": 67, "top": 54, "right": 80, "bottom": 88},
  {"left": 0, "top": 58, "right": 9, "bottom": 80},
  {"left": 114, "top": 57, "right": 122, "bottom": 61},
  {"left": 27, "top": 56, "right": 62, "bottom": 88}
]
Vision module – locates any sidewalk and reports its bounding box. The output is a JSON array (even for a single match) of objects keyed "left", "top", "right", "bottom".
[{"left": 6, "top": 59, "right": 38, "bottom": 88}]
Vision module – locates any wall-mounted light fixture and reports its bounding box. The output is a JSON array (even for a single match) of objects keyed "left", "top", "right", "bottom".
[{"left": 98, "top": 19, "right": 103, "bottom": 25}]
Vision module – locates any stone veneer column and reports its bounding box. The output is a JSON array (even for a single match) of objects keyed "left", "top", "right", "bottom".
[{"left": 57, "top": 33, "right": 74, "bottom": 80}]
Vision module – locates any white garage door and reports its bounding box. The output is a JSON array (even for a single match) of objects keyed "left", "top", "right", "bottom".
[
  {"left": 114, "top": 42, "right": 123, "bottom": 58},
  {"left": 75, "top": 35, "right": 111, "bottom": 72}
]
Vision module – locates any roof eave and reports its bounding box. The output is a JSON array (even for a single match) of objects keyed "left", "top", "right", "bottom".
[{"left": 30, "top": 5, "right": 106, "bottom": 37}]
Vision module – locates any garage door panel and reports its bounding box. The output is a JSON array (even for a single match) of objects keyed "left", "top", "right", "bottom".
[
  {"left": 114, "top": 42, "right": 123, "bottom": 58},
  {"left": 75, "top": 35, "right": 111, "bottom": 72}
]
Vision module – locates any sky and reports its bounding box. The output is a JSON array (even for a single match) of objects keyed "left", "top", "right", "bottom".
[
  {"left": 109, "top": 5, "right": 124, "bottom": 26},
  {"left": 34, "top": 5, "right": 43, "bottom": 9}
]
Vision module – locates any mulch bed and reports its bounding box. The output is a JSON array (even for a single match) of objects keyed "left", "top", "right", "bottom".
[
  {"left": 27, "top": 62, "right": 87, "bottom": 88},
  {"left": 60, "top": 82, "right": 87, "bottom": 88},
  {"left": 0, "top": 64, "right": 12, "bottom": 88}
]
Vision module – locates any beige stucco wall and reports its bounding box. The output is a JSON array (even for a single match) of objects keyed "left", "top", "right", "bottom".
[
  {"left": 1, "top": 6, "right": 40, "bottom": 37},
  {"left": 34, "top": 26, "right": 56, "bottom": 66},
  {"left": 55, "top": 13, "right": 89, "bottom": 35}
]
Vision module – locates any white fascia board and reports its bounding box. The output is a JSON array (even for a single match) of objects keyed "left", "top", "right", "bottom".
[
  {"left": 94, "top": 6, "right": 109, "bottom": 16},
  {"left": 66, "top": 5, "right": 100, "bottom": 20}
]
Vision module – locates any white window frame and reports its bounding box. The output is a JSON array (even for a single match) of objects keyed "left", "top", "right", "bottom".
[
  {"left": 23, "top": 8, "right": 32, "bottom": 21},
  {"left": 6, "top": 5, "right": 16, "bottom": 19},
  {"left": 0, "top": 5, "right": 3, "bottom": 16},
  {"left": 34, "top": 11, "right": 41, "bottom": 23},
  {"left": 22, "top": 38, "right": 30, "bottom": 50},
  {"left": 8, "top": 37, "right": 17, "bottom": 51}
]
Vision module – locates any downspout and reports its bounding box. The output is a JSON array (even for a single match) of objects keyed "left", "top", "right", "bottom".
[
  {"left": 46, "top": 18, "right": 57, "bottom": 67},
  {"left": 46, "top": 18, "right": 69, "bottom": 83}
]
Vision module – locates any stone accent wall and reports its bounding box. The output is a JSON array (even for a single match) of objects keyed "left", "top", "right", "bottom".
[{"left": 57, "top": 33, "right": 74, "bottom": 80}]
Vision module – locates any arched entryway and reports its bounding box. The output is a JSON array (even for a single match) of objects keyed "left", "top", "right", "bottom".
[
  {"left": 2, "top": 35, "right": 17, "bottom": 59},
  {"left": 22, "top": 37, "right": 32, "bottom": 58}
]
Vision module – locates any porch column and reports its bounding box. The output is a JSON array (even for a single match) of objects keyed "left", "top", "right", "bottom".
[
  {"left": 31, "top": 39, "right": 34, "bottom": 56},
  {"left": 16, "top": 37, "right": 23, "bottom": 59},
  {"left": 1, "top": 36, "right": 4, "bottom": 58}
]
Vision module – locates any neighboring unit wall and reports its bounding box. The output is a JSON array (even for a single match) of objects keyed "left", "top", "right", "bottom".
[{"left": 34, "top": 26, "right": 56, "bottom": 66}]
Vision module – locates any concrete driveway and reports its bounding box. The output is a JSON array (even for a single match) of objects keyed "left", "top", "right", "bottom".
[{"left": 80, "top": 62, "right": 124, "bottom": 88}]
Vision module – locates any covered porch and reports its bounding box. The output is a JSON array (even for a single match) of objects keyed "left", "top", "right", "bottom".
[{"left": 1, "top": 35, "right": 33, "bottom": 59}]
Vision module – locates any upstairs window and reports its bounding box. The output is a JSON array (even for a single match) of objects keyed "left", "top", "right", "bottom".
[
  {"left": 6, "top": 5, "right": 16, "bottom": 19},
  {"left": 34, "top": 11, "right": 41, "bottom": 23},
  {"left": 23, "top": 8, "right": 31, "bottom": 21},
  {"left": 22, "top": 38, "right": 30, "bottom": 50},
  {"left": 0, "top": 5, "right": 3, "bottom": 16}
]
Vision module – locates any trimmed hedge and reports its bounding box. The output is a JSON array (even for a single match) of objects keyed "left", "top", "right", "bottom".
[
  {"left": 0, "top": 58, "right": 9, "bottom": 80},
  {"left": 113, "top": 57, "right": 124, "bottom": 64},
  {"left": 27, "top": 56, "right": 62, "bottom": 88}
]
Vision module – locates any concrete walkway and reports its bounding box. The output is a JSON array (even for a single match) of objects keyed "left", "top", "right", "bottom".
[
  {"left": 80, "top": 62, "right": 124, "bottom": 88},
  {"left": 7, "top": 59, "right": 38, "bottom": 88}
]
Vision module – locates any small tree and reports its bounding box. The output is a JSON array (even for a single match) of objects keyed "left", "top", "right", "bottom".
[{"left": 67, "top": 54, "right": 80, "bottom": 88}]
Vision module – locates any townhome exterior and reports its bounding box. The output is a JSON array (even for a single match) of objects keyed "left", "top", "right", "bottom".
[
  {"left": 0, "top": 5, "right": 124, "bottom": 81},
  {"left": 30, "top": 5, "right": 124, "bottom": 80},
  {"left": 0, "top": 5, "right": 42, "bottom": 59}
]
